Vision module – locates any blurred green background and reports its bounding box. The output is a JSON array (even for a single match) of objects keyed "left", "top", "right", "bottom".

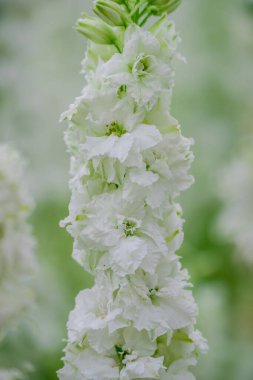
[{"left": 0, "top": 0, "right": 253, "bottom": 379}]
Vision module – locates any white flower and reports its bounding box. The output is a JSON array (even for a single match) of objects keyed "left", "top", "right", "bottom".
[
  {"left": 64, "top": 190, "right": 185, "bottom": 276},
  {"left": 120, "top": 356, "right": 164, "bottom": 380},
  {"left": 101, "top": 24, "right": 172, "bottom": 110},
  {"left": 158, "top": 328, "right": 208, "bottom": 380},
  {"left": 116, "top": 257, "right": 197, "bottom": 338},
  {"left": 119, "top": 327, "right": 164, "bottom": 379},
  {"left": 82, "top": 42, "right": 118, "bottom": 75},
  {"left": 67, "top": 191, "right": 152, "bottom": 275},
  {"left": 59, "top": 328, "right": 165, "bottom": 380},
  {"left": 61, "top": 86, "right": 143, "bottom": 132},
  {"left": 123, "top": 128, "right": 194, "bottom": 208},
  {"left": 67, "top": 279, "right": 126, "bottom": 353},
  {"left": 83, "top": 123, "right": 161, "bottom": 164},
  {"left": 150, "top": 16, "right": 181, "bottom": 62},
  {"left": 58, "top": 347, "right": 120, "bottom": 380},
  {"left": 62, "top": 86, "right": 162, "bottom": 186}
]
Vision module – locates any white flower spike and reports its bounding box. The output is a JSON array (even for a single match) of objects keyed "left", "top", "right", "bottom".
[
  {"left": 0, "top": 144, "right": 36, "bottom": 377},
  {"left": 218, "top": 138, "right": 253, "bottom": 264},
  {"left": 0, "top": 144, "right": 36, "bottom": 339},
  {"left": 59, "top": 1, "right": 207, "bottom": 379}
]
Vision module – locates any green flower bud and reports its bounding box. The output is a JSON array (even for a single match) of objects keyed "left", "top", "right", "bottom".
[
  {"left": 149, "top": 0, "right": 182, "bottom": 15},
  {"left": 94, "top": 0, "right": 131, "bottom": 27},
  {"left": 76, "top": 14, "right": 122, "bottom": 49}
]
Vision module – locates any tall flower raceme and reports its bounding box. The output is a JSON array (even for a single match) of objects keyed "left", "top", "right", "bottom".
[
  {"left": 59, "top": 1, "right": 207, "bottom": 379},
  {"left": 217, "top": 137, "right": 253, "bottom": 264},
  {"left": 0, "top": 144, "right": 36, "bottom": 338}
]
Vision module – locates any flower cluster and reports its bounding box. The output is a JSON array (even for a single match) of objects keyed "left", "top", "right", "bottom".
[
  {"left": 0, "top": 144, "right": 36, "bottom": 338},
  {"left": 59, "top": 1, "right": 207, "bottom": 379},
  {"left": 218, "top": 138, "right": 253, "bottom": 264}
]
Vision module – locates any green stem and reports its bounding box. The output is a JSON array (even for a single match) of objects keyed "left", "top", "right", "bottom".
[
  {"left": 130, "top": 0, "right": 149, "bottom": 23},
  {"left": 112, "top": 35, "right": 123, "bottom": 53},
  {"left": 121, "top": 0, "right": 131, "bottom": 13},
  {"left": 114, "top": 40, "right": 122, "bottom": 53},
  {"left": 130, "top": 1, "right": 141, "bottom": 18},
  {"left": 139, "top": 8, "right": 153, "bottom": 26}
]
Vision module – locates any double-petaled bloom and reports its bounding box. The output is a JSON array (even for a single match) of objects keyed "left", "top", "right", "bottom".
[{"left": 59, "top": 1, "right": 207, "bottom": 379}]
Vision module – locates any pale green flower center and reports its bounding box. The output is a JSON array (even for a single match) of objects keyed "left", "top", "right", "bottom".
[
  {"left": 105, "top": 121, "right": 126, "bottom": 137},
  {"left": 117, "top": 84, "right": 127, "bottom": 98},
  {"left": 114, "top": 345, "right": 131, "bottom": 369},
  {"left": 148, "top": 287, "right": 159, "bottom": 300},
  {"left": 95, "top": 304, "right": 106, "bottom": 319},
  {"left": 133, "top": 54, "right": 154, "bottom": 78},
  {"left": 122, "top": 218, "right": 139, "bottom": 237},
  {"left": 153, "top": 151, "right": 162, "bottom": 160}
]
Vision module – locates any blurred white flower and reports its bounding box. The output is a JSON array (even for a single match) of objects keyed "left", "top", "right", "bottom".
[
  {"left": 59, "top": 3, "right": 207, "bottom": 379},
  {"left": 218, "top": 140, "right": 253, "bottom": 263},
  {"left": 0, "top": 369, "right": 23, "bottom": 380},
  {"left": 0, "top": 144, "right": 36, "bottom": 337}
]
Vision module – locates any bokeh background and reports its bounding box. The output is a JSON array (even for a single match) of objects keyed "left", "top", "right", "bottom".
[{"left": 0, "top": 0, "right": 253, "bottom": 379}]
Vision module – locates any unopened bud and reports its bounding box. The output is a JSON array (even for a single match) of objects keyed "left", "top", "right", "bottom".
[
  {"left": 76, "top": 14, "right": 122, "bottom": 48},
  {"left": 94, "top": 0, "right": 130, "bottom": 27},
  {"left": 149, "top": 0, "right": 182, "bottom": 15}
]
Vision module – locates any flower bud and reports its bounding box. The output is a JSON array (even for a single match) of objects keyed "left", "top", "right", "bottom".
[
  {"left": 76, "top": 14, "right": 122, "bottom": 47},
  {"left": 94, "top": 0, "right": 131, "bottom": 27},
  {"left": 149, "top": 0, "right": 182, "bottom": 15}
]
